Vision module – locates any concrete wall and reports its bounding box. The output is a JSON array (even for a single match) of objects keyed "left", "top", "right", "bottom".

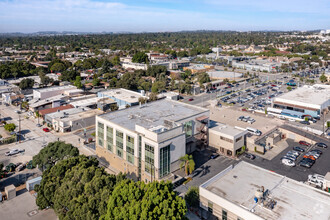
[
  {"left": 209, "top": 130, "right": 245, "bottom": 156},
  {"left": 278, "top": 128, "right": 317, "bottom": 145}
]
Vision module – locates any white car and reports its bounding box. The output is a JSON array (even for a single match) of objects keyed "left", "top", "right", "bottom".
[
  {"left": 5, "top": 149, "right": 25, "bottom": 156},
  {"left": 282, "top": 159, "right": 295, "bottom": 167}
]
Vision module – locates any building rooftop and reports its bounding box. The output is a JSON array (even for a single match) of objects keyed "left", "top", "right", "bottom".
[
  {"left": 98, "top": 88, "right": 145, "bottom": 104},
  {"left": 29, "top": 94, "right": 66, "bottom": 108},
  {"left": 99, "top": 99, "right": 208, "bottom": 132},
  {"left": 61, "top": 109, "right": 102, "bottom": 122},
  {"left": 274, "top": 84, "right": 330, "bottom": 108},
  {"left": 34, "top": 85, "right": 76, "bottom": 93},
  {"left": 39, "top": 104, "right": 74, "bottom": 116},
  {"left": 69, "top": 97, "right": 103, "bottom": 107},
  {"left": 207, "top": 70, "right": 243, "bottom": 79},
  {"left": 46, "top": 106, "right": 91, "bottom": 120},
  {"left": 202, "top": 161, "right": 330, "bottom": 220},
  {"left": 209, "top": 122, "right": 247, "bottom": 138}
]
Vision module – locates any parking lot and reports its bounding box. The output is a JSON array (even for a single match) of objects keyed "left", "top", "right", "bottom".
[
  {"left": 243, "top": 139, "right": 330, "bottom": 182},
  {"left": 210, "top": 106, "right": 284, "bottom": 135}
]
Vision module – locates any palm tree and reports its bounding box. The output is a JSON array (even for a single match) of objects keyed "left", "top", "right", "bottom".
[{"left": 180, "top": 154, "right": 195, "bottom": 176}]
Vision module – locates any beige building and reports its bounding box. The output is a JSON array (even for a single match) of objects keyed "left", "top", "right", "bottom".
[
  {"left": 95, "top": 99, "right": 209, "bottom": 182},
  {"left": 200, "top": 161, "right": 330, "bottom": 220},
  {"left": 208, "top": 122, "right": 247, "bottom": 157}
]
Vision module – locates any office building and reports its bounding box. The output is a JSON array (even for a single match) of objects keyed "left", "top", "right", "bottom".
[
  {"left": 95, "top": 99, "right": 209, "bottom": 182},
  {"left": 272, "top": 84, "right": 330, "bottom": 117},
  {"left": 200, "top": 161, "right": 330, "bottom": 220}
]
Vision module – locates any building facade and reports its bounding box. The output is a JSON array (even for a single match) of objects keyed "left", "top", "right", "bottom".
[{"left": 95, "top": 99, "right": 209, "bottom": 182}]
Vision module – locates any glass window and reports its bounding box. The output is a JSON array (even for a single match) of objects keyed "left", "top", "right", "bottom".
[
  {"left": 208, "top": 201, "right": 213, "bottom": 214},
  {"left": 235, "top": 136, "right": 242, "bottom": 142},
  {"left": 222, "top": 209, "right": 227, "bottom": 220},
  {"left": 159, "top": 145, "right": 170, "bottom": 178},
  {"left": 183, "top": 121, "right": 193, "bottom": 138},
  {"left": 126, "top": 135, "right": 134, "bottom": 164},
  {"left": 145, "top": 144, "right": 154, "bottom": 174},
  {"left": 220, "top": 136, "right": 233, "bottom": 143},
  {"left": 106, "top": 126, "right": 113, "bottom": 152},
  {"left": 98, "top": 122, "right": 104, "bottom": 147},
  {"left": 116, "top": 130, "right": 123, "bottom": 157}
]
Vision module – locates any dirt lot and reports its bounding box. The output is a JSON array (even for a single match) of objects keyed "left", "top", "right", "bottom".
[{"left": 210, "top": 106, "right": 285, "bottom": 135}]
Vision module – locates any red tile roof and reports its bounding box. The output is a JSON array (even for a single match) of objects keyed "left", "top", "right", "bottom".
[{"left": 39, "top": 104, "right": 74, "bottom": 116}]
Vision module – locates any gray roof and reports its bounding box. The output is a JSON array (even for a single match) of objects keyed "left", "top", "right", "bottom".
[{"left": 99, "top": 99, "right": 208, "bottom": 131}]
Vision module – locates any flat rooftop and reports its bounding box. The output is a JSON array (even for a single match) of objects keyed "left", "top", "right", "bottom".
[
  {"left": 34, "top": 85, "right": 76, "bottom": 93},
  {"left": 207, "top": 70, "right": 243, "bottom": 79},
  {"left": 274, "top": 84, "right": 330, "bottom": 107},
  {"left": 46, "top": 107, "right": 91, "bottom": 119},
  {"left": 61, "top": 109, "right": 102, "bottom": 122},
  {"left": 209, "top": 122, "right": 247, "bottom": 138},
  {"left": 99, "top": 88, "right": 144, "bottom": 104},
  {"left": 99, "top": 99, "right": 208, "bottom": 131},
  {"left": 202, "top": 161, "right": 330, "bottom": 220}
]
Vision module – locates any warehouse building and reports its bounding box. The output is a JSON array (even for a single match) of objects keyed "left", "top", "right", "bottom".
[
  {"left": 272, "top": 84, "right": 330, "bottom": 118},
  {"left": 200, "top": 161, "right": 330, "bottom": 220},
  {"left": 95, "top": 99, "right": 209, "bottom": 182}
]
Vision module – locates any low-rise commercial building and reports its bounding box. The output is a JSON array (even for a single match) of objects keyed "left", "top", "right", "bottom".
[
  {"left": 200, "top": 161, "right": 330, "bottom": 220},
  {"left": 208, "top": 122, "right": 247, "bottom": 157},
  {"left": 272, "top": 84, "right": 330, "bottom": 117},
  {"left": 183, "top": 64, "right": 214, "bottom": 74},
  {"left": 39, "top": 104, "right": 74, "bottom": 119},
  {"left": 33, "top": 85, "right": 77, "bottom": 100},
  {"left": 95, "top": 99, "right": 209, "bottom": 182},
  {"left": 53, "top": 108, "right": 102, "bottom": 132},
  {"left": 98, "top": 88, "right": 145, "bottom": 108}
]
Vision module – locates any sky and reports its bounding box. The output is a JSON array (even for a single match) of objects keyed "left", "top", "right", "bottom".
[{"left": 0, "top": 0, "right": 329, "bottom": 33}]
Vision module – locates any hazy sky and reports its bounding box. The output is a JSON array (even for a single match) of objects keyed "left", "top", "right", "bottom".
[{"left": 0, "top": 0, "right": 329, "bottom": 33}]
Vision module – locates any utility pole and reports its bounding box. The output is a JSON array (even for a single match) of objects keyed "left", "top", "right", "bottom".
[{"left": 18, "top": 114, "right": 21, "bottom": 143}]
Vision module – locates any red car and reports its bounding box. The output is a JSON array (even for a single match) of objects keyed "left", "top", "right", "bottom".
[
  {"left": 43, "top": 128, "right": 50, "bottom": 132},
  {"left": 299, "top": 141, "right": 311, "bottom": 146},
  {"left": 188, "top": 98, "right": 194, "bottom": 101}
]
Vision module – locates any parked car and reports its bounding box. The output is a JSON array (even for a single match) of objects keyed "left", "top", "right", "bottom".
[
  {"left": 299, "top": 160, "right": 312, "bottom": 168},
  {"left": 188, "top": 98, "right": 194, "bottom": 101},
  {"left": 36, "top": 124, "right": 42, "bottom": 127},
  {"left": 282, "top": 159, "right": 295, "bottom": 167},
  {"left": 5, "top": 163, "right": 17, "bottom": 172},
  {"left": 303, "top": 155, "right": 316, "bottom": 160},
  {"left": 16, "top": 164, "right": 25, "bottom": 172},
  {"left": 293, "top": 146, "right": 305, "bottom": 152},
  {"left": 288, "top": 150, "right": 300, "bottom": 156},
  {"left": 43, "top": 128, "right": 50, "bottom": 132},
  {"left": 315, "top": 142, "right": 327, "bottom": 148},
  {"left": 299, "top": 121, "right": 310, "bottom": 125},
  {"left": 244, "top": 153, "right": 256, "bottom": 160},
  {"left": 299, "top": 141, "right": 311, "bottom": 146},
  {"left": 310, "top": 149, "right": 322, "bottom": 154},
  {"left": 5, "top": 149, "right": 25, "bottom": 156},
  {"left": 209, "top": 153, "right": 220, "bottom": 159}
]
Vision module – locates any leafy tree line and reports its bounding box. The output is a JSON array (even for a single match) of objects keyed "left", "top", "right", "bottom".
[
  {"left": 0, "top": 31, "right": 306, "bottom": 52},
  {"left": 0, "top": 61, "right": 36, "bottom": 79},
  {"left": 34, "top": 141, "right": 187, "bottom": 220}
]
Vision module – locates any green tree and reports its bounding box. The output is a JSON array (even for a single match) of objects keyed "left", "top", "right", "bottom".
[
  {"left": 148, "top": 93, "right": 158, "bottom": 101},
  {"left": 4, "top": 123, "right": 16, "bottom": 132},
  {"left": 92, "top": 76, "right": 100, "bottom": 86},
  {"left": 185, "top": 186, "right": 199, "bottom": 208},
  {"left": 112, "top": 56, "right": 120, "bottom": 66},
  {"left": 101, "top": 180, "right": 187, "bottom": 220},
  {"left": 287, "top": 86, "right": 292, "bottom": 91},
  {"left": 50, "top": 63, "right": 66, "bottom": 73},
  {"left": 179, "top": 154, "right": 195, "bottom": 176},
  {"left": 320, "top": 74, "right": 327, "bottom": 83},
  {"left": 19, "top": 78, "right": 35, "bottom": 90},
  {"left": 74, "top": 76, "right": 83, "bottom": 89},
  {"left": 35, "top": 155, "right": 125, "bottom": 220},
  {"left": 32, "top": 141, "right": 79, "bottom": 170},
  {"left": 151, "top": 81, "right": 166, "bottom": 93},
  {"left": 132, "top": 51, "right": 149, "bottom": 64}
]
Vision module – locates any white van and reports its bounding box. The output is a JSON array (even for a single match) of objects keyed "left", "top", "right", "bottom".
[{"left": 246, "top": 127, "right": 262, "bottom": 136}]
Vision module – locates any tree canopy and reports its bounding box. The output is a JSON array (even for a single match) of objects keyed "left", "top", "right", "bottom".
[
  {"left": 185, "top": 186, "right": 199, "bottom": 208},
  {"left": 19, "top": 78, "right": 34, "bottom": 90},
  {"left": 132, "top": 51, "right": 149, "bottom": 64},
  {"left": 4, "top": 123, "right": 16, "bottom": 132},
  {"left": 101, "top": 180, "right": 187, "bottom": 220},
  {"left": 35, "top": 155, "right": 125, "bottom": 220},
  {"left": 32, "top": 141, "right": 79, "bottom": 170}
]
